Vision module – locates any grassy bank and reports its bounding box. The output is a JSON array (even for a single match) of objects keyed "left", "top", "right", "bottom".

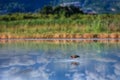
[{"left": 0, "top": 14, "right": 120, "bottom": 39}]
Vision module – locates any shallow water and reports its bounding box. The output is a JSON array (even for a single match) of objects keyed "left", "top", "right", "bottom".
[{"left": 0, "top": 40, "right": 120, "bottom": 80}]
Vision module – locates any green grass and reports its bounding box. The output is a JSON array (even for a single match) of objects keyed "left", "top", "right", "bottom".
[{"left": 0, "top": 13, "right": 120, "bottom": 36}]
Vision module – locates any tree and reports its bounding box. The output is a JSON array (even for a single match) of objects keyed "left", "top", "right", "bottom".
[
  {"left": 53, "top": 5, "right": 84, "bottom": 17},
  {"left": 40, "top": 6, "right": 53, "bottom": 14}
]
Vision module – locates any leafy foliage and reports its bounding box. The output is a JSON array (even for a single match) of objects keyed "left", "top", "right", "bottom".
[
  {"left": 40, "top": 5, "right": 84, "bottom": 17},
  {"left": 40, "top": 6, "right": 53, "bottom": 14}
]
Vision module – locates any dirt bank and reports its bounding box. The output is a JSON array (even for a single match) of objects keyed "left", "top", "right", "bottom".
[{"left": 0, "top": 33, "right": 120, "bottom": 39}]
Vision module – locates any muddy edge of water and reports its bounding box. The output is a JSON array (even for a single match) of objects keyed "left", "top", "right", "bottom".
[
  {"left": 0, "top": 33, "right": 120, "bottom": 39},
  {"left": 0, "top": 38, "right": 120, "bottom": 44}
]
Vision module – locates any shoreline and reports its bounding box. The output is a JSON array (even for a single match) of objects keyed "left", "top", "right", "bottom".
[
  {"left": 0, "top": 33, "right": 120, "bottom": 39},
  {"left": 0, "top": 38, "right": 120, "bottom": 44}
]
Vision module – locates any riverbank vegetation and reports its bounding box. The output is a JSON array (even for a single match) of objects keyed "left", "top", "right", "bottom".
[{"left": 0, "top": 6, "right": 120, "bottom": 39}]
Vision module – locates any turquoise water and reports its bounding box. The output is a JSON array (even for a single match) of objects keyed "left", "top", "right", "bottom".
[{"left": 0, "top": 40, "right": 120, "bottom": 80}]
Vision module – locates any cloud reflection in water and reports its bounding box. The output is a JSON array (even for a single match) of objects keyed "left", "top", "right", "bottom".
[{"left": 0, "top": 41, "right": 120, "bottom": 80}]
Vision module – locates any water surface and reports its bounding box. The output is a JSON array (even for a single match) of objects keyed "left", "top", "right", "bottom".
[{"left": 0, "top": 40, "right": 120, "bottom": 80}]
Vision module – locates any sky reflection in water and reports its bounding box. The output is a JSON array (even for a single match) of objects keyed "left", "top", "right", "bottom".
[{"left": 0, "top": 40, "right": 120, "bottom": 80}]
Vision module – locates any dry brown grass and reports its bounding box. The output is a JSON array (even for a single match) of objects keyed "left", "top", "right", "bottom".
[
  {"left": 0, "top": 33, "right": 120, "bottom": 39},
  {"left": 109, "top": 33, "right": 118, "bottom": 38},
  {"left": 82, "top": 33, "right": 94, "bottom": 38},
  {"left": 97, "top": 33, "right": 109, "bottom": 38}
]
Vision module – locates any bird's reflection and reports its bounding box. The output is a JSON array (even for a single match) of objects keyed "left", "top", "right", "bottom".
[
  {"left": 70, "top": 55, "right": 80, "bottom": 66},
  {"left": 71, "top": 62, "right": 79, "bottom": 66}
]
